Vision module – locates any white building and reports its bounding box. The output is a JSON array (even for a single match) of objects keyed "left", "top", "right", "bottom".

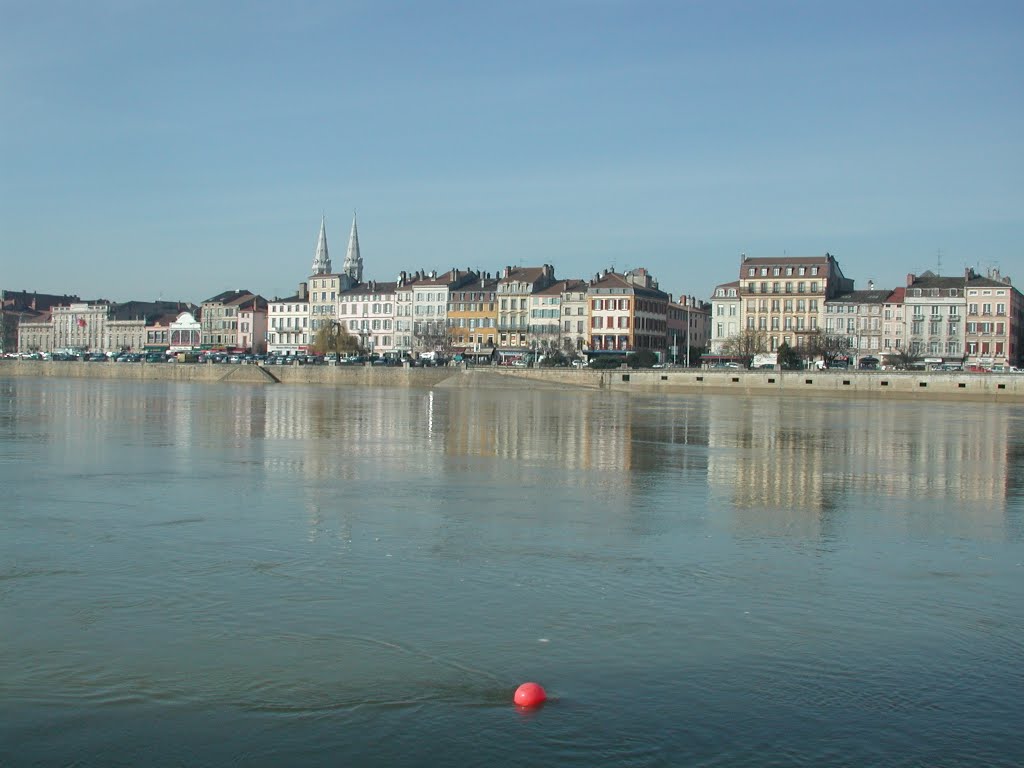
[
  {"left": 338, "top": 280, "right": 397, "bottom": 355},
  {"left": 267, "top": 286, "right": 310, "bottom": 355},
  {"left": 709, "top": 281, "right": 740, "bottom": 354}
]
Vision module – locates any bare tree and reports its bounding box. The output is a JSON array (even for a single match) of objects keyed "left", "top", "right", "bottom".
[
  {"left": 883, "top": 348, "right": 922, "bottom": 370},
  {"left": 413, "top": 321, "right": 449, "bottom": 357},
  {"left": 312, "top": 321, "right": 360, "bottom": 361},
  {"left": 803, "top": 330, "right": 851, "bottom": 368},
  {"left": 722, "top": 330, "right": 768, "bottom": 368}
]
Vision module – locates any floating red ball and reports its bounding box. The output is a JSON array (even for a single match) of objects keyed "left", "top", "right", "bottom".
[{"left": 514, "top": 682, "right": 547, "bottom": 707}]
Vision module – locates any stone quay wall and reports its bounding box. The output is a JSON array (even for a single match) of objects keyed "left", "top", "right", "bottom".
[
  {"left": 3, "top": 360, "right": 1024, "bottom": 402},
  {"left": 480, "top": 367, "right": 1024, "bottom": 402}
]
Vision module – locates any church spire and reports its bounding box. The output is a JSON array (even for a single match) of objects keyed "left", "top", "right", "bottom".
[
  {"left": 312, "top": 215, "right": 331, "bottom": 275},
  {"left": 342, "top": 211, "right": 363, "bottom": 283}
]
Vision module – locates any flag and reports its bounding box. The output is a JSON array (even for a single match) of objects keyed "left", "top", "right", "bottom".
[{"left": 77, "top": 318, "right": 86, "bottom": 328}]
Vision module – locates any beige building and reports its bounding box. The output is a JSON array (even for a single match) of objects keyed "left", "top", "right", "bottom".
[
  {"left": 200, "top": 290, "right": 257, "bottom": 349},
  {"left": 738, "top": 253, "right": 854, "bottom": 353},
  {"left": 557, "top": 278, "right": 589, "bottom": 353},
  {"left": 824, "top": 284, "right": 892, "bottom": 363},
  {"left": 496, "top": 265, "right": 556, "bottom": 357}
]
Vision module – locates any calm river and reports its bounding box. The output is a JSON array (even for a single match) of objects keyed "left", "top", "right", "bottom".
[{"left": 1, "top": 377, "right": 1022, "bottom": 767}]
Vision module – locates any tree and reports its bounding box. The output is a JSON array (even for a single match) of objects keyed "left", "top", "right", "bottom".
[
  {"left": 589, "top": 355, "right": 626, "bottom": 369},
  {"left": 883, "top": 348, "right": 922, "bottom": 370},
  {"left": 413, "top": 321, "right": 449, "bottom": 357},
  {"left": 776, "top": 342, "right": 802, "bottom": 370},
  {"left": 560, "top": 337, "right": 584, "bottom": 366},
  {"left": 538, "top": 349, "right": 568, "bottom": 367},
  {"left": 625, "top": 349, "right": 658, "bottom": 368},
  {"left": 312, "top": 321, "right": 360, "bottom": 361},
  {"left": 722, "top": 330, "right": 767, "bottom": 369},
  {"left": 803, "top": 330, "right": 850, "bottom": 368}
]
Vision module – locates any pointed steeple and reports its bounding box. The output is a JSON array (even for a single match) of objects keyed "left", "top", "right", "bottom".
[
  {"left": 312, "top": 216, "right": 331, "bottom": 275},
  {"left": 342, "top": 212, "right": 363, "bottom": 283}
]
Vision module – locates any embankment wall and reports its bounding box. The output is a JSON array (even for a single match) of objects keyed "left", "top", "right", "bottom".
[{"left": 3, "top": 360, "right": 1024, "bottom": 403}]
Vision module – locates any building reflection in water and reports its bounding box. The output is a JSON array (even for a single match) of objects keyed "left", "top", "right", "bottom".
[
  {"left": 707, "top": 397, "right": 1016, "bottom": 540},
  {"left": 7, "top": 378, "right": 1020, "bottom": 543}
]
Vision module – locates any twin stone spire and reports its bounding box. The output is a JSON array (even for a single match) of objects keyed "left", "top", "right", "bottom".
[{"left": 311, "top": 213, "right": 362, "bottom": 283}]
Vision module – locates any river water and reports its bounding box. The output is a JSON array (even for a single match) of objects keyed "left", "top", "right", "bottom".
[{"left": 1, "top": 377, "right": 1022, "bottom": 767}]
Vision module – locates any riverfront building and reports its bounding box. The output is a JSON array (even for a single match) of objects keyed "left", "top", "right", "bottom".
[
  {"left": 709, "top": 281, "right": 741, "bottom": 355},
  {"left": 266, "top": 286, "right": 311, "bottom": 356},
  {"left": 497, "top": 265, "right": 557, "bottom": 357},
  {"left": 557, "top": 279, "right": 590, "bottom": 354},
  {"left": 339, "top": 279, "right": 398, "bottom": 356},
  {"left": 824, "top": 285, "right": 892, "bottom": 362},
  {"left": 738, "top": 253, "right": 855, "bottom": 353},
  {"left": 200, "top": 290, "right": 261, "bottom": 350},
  {"left": 963, "top": 267, "right": 1022, "bottom": 369},
  {"left": 587, "top": 268, "right": 670, "bottom": 357},
  {"left": 447, "top": 272, "right": 499, "bottom": 355}
]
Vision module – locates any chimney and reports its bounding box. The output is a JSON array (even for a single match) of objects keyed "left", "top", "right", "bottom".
[
  {"left": 741, "top": 253, "right": 747, "bottom": 262},
  {"left": 906, "top": 273, "right": 915, "bottom": 287},
  {"left": 298, "top": 282, "right": 307, "bottom": 300},
  {"left": 504, "top": 266, "right": 512, "bottom": 278}
]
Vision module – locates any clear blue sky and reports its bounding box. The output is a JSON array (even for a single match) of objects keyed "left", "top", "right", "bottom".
[{"left": 2, "top": 0, "right": 1022, "bottom": 304}]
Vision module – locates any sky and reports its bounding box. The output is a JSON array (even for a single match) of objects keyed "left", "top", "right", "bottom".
[{"left": 2, "top": 0, "right": 1022, "bottom": 304}]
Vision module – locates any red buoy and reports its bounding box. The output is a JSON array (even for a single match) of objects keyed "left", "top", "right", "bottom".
[{"left": 514, "top": 682, "right": 547, "bottom": 707}]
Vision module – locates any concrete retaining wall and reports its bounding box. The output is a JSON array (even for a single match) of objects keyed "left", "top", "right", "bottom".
[
  {"left": 0, "top": 360, "right": 458, "bottom": 388},
  {"left": 475, "top": 367, "right": 1024, "bottom": 402},
  {"left": 3, "top": 360, "right": 1023, "bottom": 402}
]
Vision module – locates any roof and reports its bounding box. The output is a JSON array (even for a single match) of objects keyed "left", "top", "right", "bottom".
[
  {"left": 967, "top": 275, "right": 1017, "bottom": 289},
  {"left": 536, "top": 279, "right": 583, "bottom": 296},
  {"left": 741, "top": 255, "right": 831, "bottom": 266},
  {"left": 830, "top": 290, "right": 892, "bottom": 304},
  {"left": 202, "top": 289, "right": 253, "bottom": 305},
  {"left": 886, "top": 287, "right": 906, "bottom": 304},
  {"left": 498, "top": 266, "right": 550, "bottom": 286},
  {"left": 340, "top": 281, "right": 398, "bottom": 297},
  {"left": 588, "top": 271, "right": 669, "bottom": 300}
]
